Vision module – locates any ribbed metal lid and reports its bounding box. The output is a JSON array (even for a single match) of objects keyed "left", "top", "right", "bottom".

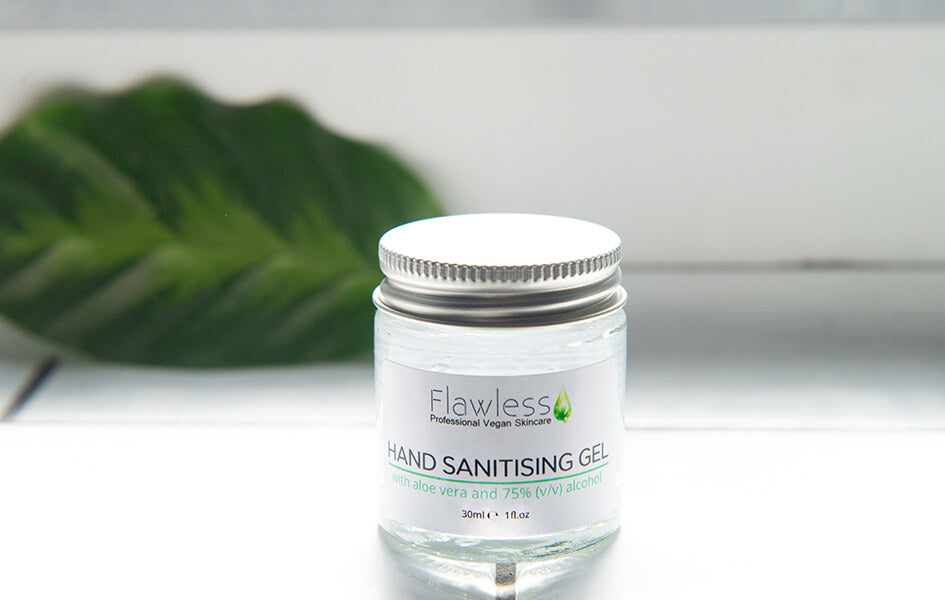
[{"left": 373, "top": 214, "right": 626, "bottom": 326}]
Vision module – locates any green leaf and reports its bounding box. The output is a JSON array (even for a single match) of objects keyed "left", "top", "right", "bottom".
[
  {"left": 554, "top": 387, "right": 572, "bottom": 423},
  {"left": 0, "top": 79, "right": 442, "bottom": 367}
]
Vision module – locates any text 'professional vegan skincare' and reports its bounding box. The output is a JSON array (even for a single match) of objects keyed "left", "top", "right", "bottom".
[{"left": 374, "top": 214, "right": 627, "bottom": 561}]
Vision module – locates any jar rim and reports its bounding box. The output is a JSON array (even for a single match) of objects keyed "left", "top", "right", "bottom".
[{"left": 373, "top": 271, "right": 627, "bottom": 327}]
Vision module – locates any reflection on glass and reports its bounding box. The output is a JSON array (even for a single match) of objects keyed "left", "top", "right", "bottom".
[{"left": 380, "top": 526, "right": 618, "bottom": 599}]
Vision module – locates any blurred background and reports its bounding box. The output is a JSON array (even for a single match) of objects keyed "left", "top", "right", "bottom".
[
  {"left": 1, "top": 2, "right": 942, "bottom": 429},
  {"left": 1, "top": 4, "right": 944, "bottom": 600}
]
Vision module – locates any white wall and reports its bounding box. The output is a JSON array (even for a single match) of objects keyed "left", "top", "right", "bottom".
[{"left": 1, "top": 27, "right": 943, "bottom": 263}]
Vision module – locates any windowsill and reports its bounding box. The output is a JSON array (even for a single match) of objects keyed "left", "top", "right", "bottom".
[{"left": 3, "top": 269, "right": 943, "bottom": 429}]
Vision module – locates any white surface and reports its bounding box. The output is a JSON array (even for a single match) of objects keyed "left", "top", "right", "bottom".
[
  {"left": 1, "top": 28, "right": 944, "bottom": 263},
  {"left": 0, "top": 426, "right": 942, "bottom": 599},
  {"left": 13, "top": 362, "right": 375, "bottom": 425}
]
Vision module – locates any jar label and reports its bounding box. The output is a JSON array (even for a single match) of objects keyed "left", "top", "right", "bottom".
[{"left": 378, "top": 358, "right": 623, "bottom": 538}]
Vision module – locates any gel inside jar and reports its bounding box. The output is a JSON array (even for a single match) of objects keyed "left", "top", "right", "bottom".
[{"left": 374, "top": 214, "right": 627, "bottom": 561}]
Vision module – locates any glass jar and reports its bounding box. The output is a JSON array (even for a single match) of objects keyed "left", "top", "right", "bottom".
[{"left": 373, "top": 214, "right": 627, "bottom": 562}]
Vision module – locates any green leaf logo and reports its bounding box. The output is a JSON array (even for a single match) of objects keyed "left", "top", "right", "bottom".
[{"left": 554, "top": 387, "right": 572, "bottom": 423}]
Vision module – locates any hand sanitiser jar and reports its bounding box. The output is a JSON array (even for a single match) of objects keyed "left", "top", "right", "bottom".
[{"left": 373, "top": 213, "right": 627, "bottom": 561}]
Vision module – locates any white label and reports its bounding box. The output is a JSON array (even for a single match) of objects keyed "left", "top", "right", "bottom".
[{"left": 378, "top": 358, "right": 622, "bottom": 538}]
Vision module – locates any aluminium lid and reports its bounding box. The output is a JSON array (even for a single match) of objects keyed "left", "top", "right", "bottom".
[{"left": 374, "top": 213, "right": 626, "bottom": 326}]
